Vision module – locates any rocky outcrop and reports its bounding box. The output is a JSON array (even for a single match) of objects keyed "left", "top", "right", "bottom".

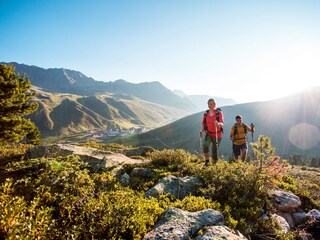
[
  {"left": 145, "top": 175, "right": 201, "bottom": 200},
  {"left": 269, "top": 188, "right": 320, "bottom": 236},
  {"left": 26, "top": 144, "right": 148, "bottom": 168},
  {"left": 143, "top": 208, "right": 228, "bottom": 240}
]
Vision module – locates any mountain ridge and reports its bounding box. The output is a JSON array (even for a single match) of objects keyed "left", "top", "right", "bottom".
[{"left": 4, "top": 62, "right": 197, "bottom": 112}]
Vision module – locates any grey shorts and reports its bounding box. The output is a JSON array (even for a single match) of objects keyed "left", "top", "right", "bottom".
[{"left": 233, "top": 143, "right": 247, "bottom": 156}]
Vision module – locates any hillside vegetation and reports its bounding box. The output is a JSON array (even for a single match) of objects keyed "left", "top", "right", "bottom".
[{"left": 0, "top": 137, "right": 319, "bottom": 239}]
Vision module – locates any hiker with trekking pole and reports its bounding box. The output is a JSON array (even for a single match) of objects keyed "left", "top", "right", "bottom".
[
  {"left": 229, "top": 115, "right": 255, "bottom": 162},
  {"left": 200, "top": 98, "right": 224, "bottom": 166}
]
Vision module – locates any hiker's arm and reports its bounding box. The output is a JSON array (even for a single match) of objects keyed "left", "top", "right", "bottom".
[
  {"left": 247, "top": 123, "right": 255, "bottom": 132},
  {"left": 230, "top": 128, "right": 234, "bottom": 141},
  {"left": 215, "top": 111, "right": 224, "bottom": 127}
]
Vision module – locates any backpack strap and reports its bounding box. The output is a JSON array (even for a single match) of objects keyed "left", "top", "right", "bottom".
[
  {"left": 233, "top": 123, "right": 238, "bottom": 136},
  {"left": 216, "top": 108, "right": 221, "bottom": 122},
  {"left": 233, "top": 123, "right": 247, "bottom": 137},
  {"left": 216, "top": 108, "right": 223, "bottom": 133},
  {"left": 202, "top": 110, "right": 209, "bottom": 131}
]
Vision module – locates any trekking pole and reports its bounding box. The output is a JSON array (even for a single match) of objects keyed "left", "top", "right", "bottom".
[
  {"left": 199, "top": 131, "right": 203, "bottom": 159},
  {"left": 215, "top": 125, "right": 219, "bottom": 162},
  {"left": 251, "top": 123, "right": 255, "bottom": 161}
]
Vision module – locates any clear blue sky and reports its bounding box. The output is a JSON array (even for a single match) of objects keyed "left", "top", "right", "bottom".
[{"left": 1, "top": 0, "right": 320, "bottom": 103}]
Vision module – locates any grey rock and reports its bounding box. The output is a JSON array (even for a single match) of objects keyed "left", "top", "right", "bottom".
[
  {"left": 269, "top": 189, "right": 301, "bottom": 212},
  {"left": 271, "top": 214, "right": 290, "bottom": 234},
  {"left": 195, "top": 225, "right": 247, "bottom": 240},
  {"left": 260, "top": 214, "right": 270, "bottom": 221},
  {"left": 282, "top": 213, "right": 295, "bottom": 228},
  {"left": 292, "top": 210, "right": 307, "bottom": 226},
  {"left": 145, "top": 175, "right": 201, "bottom": 200},
  {"left": 143, "top": 207, "right": 224, "bottom": 240},
  {"left": 120, "top": 173, "right": 130, "bottom": 186},
  {"left": 306, "top": 209, "right": 320, "bottom": 220}
]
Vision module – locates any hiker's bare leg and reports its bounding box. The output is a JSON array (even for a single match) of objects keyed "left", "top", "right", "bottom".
[
  {"left": 241, "top": 149, "right": 247, "bottom": 161},
  {"left": 204, "top": 152, "right": 210, "bottom": 161},
  {"left": 212, "top": 138, "right": 221, "bottom": 164}
]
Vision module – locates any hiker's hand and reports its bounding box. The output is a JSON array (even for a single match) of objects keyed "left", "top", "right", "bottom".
[
  {"left": 230, "top": 136, "right": 234, "bottom": 141},
  {"left": 251, "top": 123, "right": 254, "bottom": 130},
  {"left": 199, "top": 132, "right": 203, "bottom": 138},
  {"left": 214, "top": 120, "right": 219, "bottom": 127}
]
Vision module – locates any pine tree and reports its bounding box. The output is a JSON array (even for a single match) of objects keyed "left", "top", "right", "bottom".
[
  {"left": 251, "top": 135, "right": 275, "bottom": 170},
  {"left": 0, "top": 64, "right": 41, "bottom": 145}
]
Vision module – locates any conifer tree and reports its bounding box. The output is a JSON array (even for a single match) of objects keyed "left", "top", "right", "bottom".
[{"left": 0, "top": 64, "right": 41, "bottom": 145}]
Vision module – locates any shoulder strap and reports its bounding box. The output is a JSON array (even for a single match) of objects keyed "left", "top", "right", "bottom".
[
  {"left": 234, "top": 123, "right": 247, "bottom": 135},
  {"left": 203, "top": 110, "right": 209, "bottom": 130},
  {"left": 215, "top": 108, "right": 221, "bottom": 122},
  {"left": 233, "top": 123, "right": 238, "bottom": 135},
  {"left": 203, "top": 110, "right": 209, "bottom": 119},
  {"left": 243, "top": 123, "right": 247, "bottom": 134}
]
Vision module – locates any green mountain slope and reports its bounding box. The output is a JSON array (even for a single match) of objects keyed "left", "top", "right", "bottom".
[{"left": 111, "top": 88, "right": 320, "bottom": 158}]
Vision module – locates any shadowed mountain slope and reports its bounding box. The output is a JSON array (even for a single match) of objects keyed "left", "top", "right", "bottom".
[{"left": 111, "top": 88, "right": 320, "bottom": 157}]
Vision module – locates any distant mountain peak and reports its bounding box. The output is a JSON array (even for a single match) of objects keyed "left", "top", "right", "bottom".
[{"left": 114, "top": 79, "right": 127, "bottom": 83}]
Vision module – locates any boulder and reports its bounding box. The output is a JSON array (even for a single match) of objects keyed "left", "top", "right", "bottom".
[
  {"left": 269, "top": 189, "right": 301, "bottom": 212},
  {"left": 306, "top": 209, "right": 320, "bottom": 220},
  {"left": 195, "top": 225, "right": 247, "bottom": 240},
  {"left": 143, "top": 207, "right": 224, "bottom": 240},
  {"left": 282, "top": 212, "right": 295, "bottom": 228},
  {"left": 292, "top": 210, "right": 307, "bottom": 226},
  {"left": 145, "top": 175, "right": 201, "bottom": 200},
  {"left": 271, "top": 214, "right": 290, "bottom": 234}
]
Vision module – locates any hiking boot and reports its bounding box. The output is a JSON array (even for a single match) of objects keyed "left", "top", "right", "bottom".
[{"left": 204, "top": 160, "right": 209, "bottom": 167}]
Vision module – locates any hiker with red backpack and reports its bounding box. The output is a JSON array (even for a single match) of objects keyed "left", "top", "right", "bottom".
[
  {"left": 200, "top": 98, "right": 224, "bottom": 166},
  {"left": 230, "top": 115, "right": 255, "bottom": 162}
]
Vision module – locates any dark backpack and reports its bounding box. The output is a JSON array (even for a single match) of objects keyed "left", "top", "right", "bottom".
[
  {"left": 233, "top": 123, "right": 247, "bottom": 136},
  {"left": 203, "top": 108, "right": 223, "bottom": 133}
]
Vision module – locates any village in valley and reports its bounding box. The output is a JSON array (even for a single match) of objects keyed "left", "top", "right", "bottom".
[{"left": 84, "top": 127, "right": 153, "bottom": 140}]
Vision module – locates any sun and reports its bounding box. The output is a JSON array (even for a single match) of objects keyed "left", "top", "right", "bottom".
[{"left": 242, "top": 45, "right": 320, "bottom": 102}]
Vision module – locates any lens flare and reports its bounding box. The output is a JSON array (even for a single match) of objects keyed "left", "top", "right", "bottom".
[{"left": 288, "top": 123, "right": 320, "bottom": 150}]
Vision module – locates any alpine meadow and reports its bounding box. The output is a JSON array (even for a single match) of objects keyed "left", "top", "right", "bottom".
[{"left": 0, "top": 62, "right": 320, "bottom": 240}]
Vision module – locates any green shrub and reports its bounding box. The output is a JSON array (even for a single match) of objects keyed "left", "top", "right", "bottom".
[
  {"left": 172, "top": 195, "right": 221, "bottom": 212},
  {"left": 196, "top": 161, "right": 269, "bottom": 230},
  {"left": 147, "top": 148, "right": 201, "bottom": 174},
  {"left": 0, "top": 179, "right": 55, "bottom": 240},
  {"left": 0, "top": 153, "right": 164, "bottom": 239}
]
